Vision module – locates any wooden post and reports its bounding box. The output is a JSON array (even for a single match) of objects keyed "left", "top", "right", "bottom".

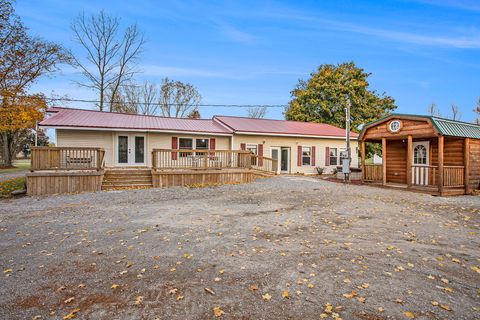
[
  {"left": 360, "top": 140, "right": 366, "bottom": 182},
  {"left": 204, "top": 151, "right": 208, "bottom": 169},
  {"left": 407, "top": 135, "right": 412, "bottom": 188},
  {"left": 464, "top": 138, "right": 470, "bottom": 194},
  {"left": 438, "top": 136, "right": 444, "bottom": 195},
  {"left": 382, "top": 138, "right": 387, "bottom": 185}
]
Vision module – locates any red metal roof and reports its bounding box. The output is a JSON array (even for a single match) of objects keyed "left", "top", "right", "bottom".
[
  {"left": 40, "top": 107, "right": 356, "bottom": 138},
  {"left": 214, "top": 116, "right": 358, "bottom": 138},
  {"left": 41, "top": 107, "right": 232, "bottom": 134}
]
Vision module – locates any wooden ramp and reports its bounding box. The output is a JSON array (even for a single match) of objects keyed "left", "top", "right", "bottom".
[{"left": 102, "top": 169, "right": 153, "bottom": 190}]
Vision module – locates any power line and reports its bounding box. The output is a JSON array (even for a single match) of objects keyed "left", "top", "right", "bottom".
[{"left": 38, "top": 96, "right": 288, "bottom": 108}]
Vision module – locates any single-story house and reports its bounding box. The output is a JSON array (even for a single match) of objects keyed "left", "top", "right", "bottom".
[
  {"left": 39, "top": 107, "right": 358, "bottom": 175},
  {"left": 359, "top": 114, "right": 480, "bottom": 196}
]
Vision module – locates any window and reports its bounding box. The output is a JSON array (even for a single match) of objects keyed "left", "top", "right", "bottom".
[
  {"left": 179, "top": 138, "right": 193, "bottom": 149},
  {"left": 246, "top": 144, "right": 258, "bottom": 155},
  {"left": 329, "top": 148, "right": 338, "bottom": 166},
  {"left": 414, "top": 145, "right": 427, "bottom": 164},
  {"left": 195, "top": 138, "right": 209, "bottom": 150},
  {"left": 389, "top": 120, "right": 401, "bottom": 133},
  {"left": 302, "top": 147, "right": 311, "bottom": 165}
]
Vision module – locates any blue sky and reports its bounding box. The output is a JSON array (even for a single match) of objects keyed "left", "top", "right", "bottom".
[{"left": 16, "top": 0, "right": 480, "bottom": 122}]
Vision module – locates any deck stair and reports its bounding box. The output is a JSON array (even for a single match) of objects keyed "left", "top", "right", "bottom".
[{"left": 102, "top": 169, "right": 153, "bottom": 190}]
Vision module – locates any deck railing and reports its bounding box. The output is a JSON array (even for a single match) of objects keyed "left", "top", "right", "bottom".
[
  {"left": 411, "top": 165, "right": 437, "bottom": 186},
  {"left": 152, "top": 149, "right": 254, "bottom": 170},
  {"left": 31, "top": 147, "right": 105, "bottom": 171},
  {"left": 443, "top": 166, "right": 464, "bottom": 187},
  {"left": 363, "top": 164, "right": 383, "bottom": 181},
  {"left": 251, "top": 155, "right": 278, "bottom": 173}
]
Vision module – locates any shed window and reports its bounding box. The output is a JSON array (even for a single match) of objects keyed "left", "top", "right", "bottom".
[
  {"left": 414, "top": 145, "right": 427, "bottom": 165},
  {"left": 329, "top": 148, "right": 338, "bottom": 166},
  {"left": 302, "top": 147, "right": 311, "bottom": 166},
  {"left": 246, "top": 144, "right": 258, "bottom": 155},
  {"left": 179, "top": 138, "right": 193, "bottom": 149}
]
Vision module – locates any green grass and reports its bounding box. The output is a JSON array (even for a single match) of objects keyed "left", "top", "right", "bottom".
[
  {"left": 0, "top": 159, "right": 30, "bottom": 173},
  {"left": 0, "top": 177, "right": 26, "bottom": 198}
]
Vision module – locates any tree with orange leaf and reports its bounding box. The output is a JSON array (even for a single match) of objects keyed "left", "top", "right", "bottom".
[{"left": 0, "top": 0, "right": 70, "bottom": 166}]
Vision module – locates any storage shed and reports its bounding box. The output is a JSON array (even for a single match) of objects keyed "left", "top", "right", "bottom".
[{"left": 358, "top": 114, "right": 480, "bottom": 196}]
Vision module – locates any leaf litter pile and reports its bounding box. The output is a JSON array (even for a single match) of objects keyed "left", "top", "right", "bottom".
[{"left": 0, "top": 176, "right": 479, "bottom": 319}]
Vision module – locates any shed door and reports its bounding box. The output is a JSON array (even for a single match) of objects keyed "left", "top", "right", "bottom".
[{"left": 412, "top": 141, "right": 430, "bottom": 185}]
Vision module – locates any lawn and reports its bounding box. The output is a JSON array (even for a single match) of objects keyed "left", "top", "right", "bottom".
[
  {"left": 0, "top": 176, "right": 479, "bottom": 319},
  {"left": 0, "top": 177, "right": 26, "bottom": 198},
  {"left": 0, "top": 159, "right": 31, "bottom": 173}
]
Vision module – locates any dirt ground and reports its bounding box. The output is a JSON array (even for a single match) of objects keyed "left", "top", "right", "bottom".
[{"left": 0, "top": 176, "right": 479, "bottom": 320}]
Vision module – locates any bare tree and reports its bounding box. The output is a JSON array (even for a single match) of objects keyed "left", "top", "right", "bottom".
[
  {"left": 158, "top": 78, "right": 201, "bottom": 117},
  {"left": 71, "top": 10, "right": 145, "bottom": 111},
  {"left": 450, "top": 103, "right": 461, "bottom": 120},
  {"left": 247, "top": 106, "right": 267, "bottom": 118},
  {"left": 187, "top": 109, "right": 201, "bottom": 119},
  {"left": 427, "top": 101, "right": 441, "bottom": 117},
  {"left": 474, "top": 97, "right": 480, "bottom": 125},
  {"left": 109, "top": 81, "right": 158, "bottom": 115}
]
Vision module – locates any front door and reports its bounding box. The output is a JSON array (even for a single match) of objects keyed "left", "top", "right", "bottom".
[
  {"left": 117, "top": 134, "right": 146, "bottom": 166},
  {"left": 280, "top": 147, "right": 290, "bottom": 173},
  {"left": 412, "top": 141, "right": 430, "bottom": 185},
  {"left": 271, "top": 147, "right": 280, "bottom": 173}
]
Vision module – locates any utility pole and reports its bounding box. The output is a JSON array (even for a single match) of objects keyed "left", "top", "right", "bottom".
[{"left": 343, "top": 98, "right": 351, "bottom": 182}]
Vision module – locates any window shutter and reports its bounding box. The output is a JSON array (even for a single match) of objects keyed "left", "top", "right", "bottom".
[
  {"left": 312, "top": 146, "right": 316, "bottom": 166},
  {"left": 209, "top": 138, "right": 216, "bottom": 160},
  {"left": 210, "top": 138, "right": 216, "bottom": 150},
  {"left": 240, "top": 143, "right": 246, "bottom": 150},
  {"left": 325, "top": 147, "right": 330, "bottom": 166},
  {"left": 172, "top": 137, "right": 178, "bottom": 160},
  {"left": 258, "top": 144, "right": 263, "bottom": 166},
  {"left": 297, "top": 145, "right": 302, "bottom": 166}
]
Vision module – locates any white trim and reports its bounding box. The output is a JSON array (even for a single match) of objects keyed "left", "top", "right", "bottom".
[
  {"left": 41, "top": 125, "right": 233, "bottom": 136},
  {"left": 234, "top": 131, "right": 357, "bottom": 140},
  {"left": 42, "top": 125, "right": 355, "bottom": 139},
  {"left": 178, "top": 136, "right": 211, "bottom": 150},
  {"left": 301, "top": 146, "right": 312, "bottom": 166}
]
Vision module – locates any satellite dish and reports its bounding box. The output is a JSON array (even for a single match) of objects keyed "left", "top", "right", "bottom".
[{"left": 357, "top": 123, "right": 365, "bottom": 131}]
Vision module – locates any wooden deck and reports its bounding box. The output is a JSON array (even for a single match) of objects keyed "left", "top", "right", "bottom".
[{"left": 26, "top": 147, "right": 277, "bottom": 195}]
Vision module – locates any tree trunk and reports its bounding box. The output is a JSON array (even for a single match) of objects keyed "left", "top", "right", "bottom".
[{"left": 1, "top": 132, "right": 13, "bottom": 167}]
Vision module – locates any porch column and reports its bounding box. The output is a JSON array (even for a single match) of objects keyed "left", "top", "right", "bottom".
[
  {"left": 382, "top": 138, "right": 387, "bottom": 185},
  {"left": 464, "top": 138, "right": 471, "bottom": 194},
  {"left": 360, "top": 140, "right": 366, "bottom": 181},
  {"left": 438, "top": 136, "right": 444, "bottom": 194},
  {"left": 407, "top": 135, "right": 412, "bottom": 188}
]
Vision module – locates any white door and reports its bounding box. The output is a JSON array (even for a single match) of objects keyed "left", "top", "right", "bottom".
[
  {"left": 412, "top": 141, "right": 430, "bottom": 185},
  {"left": 116, "top": 134, "right": 146, "bottom": 166}
]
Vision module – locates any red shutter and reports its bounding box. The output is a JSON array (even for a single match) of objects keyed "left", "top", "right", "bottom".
[
  {"left": 258, "top": 144, "right": 263, "bottom": 166},
  {"left": 240, "top": 143, "right": 246, "bottom": 150},
  {"left": 172, "top": 137, "right": 178, "bottom": 160},
  {"left": 297, "top": 145, "right": 302, "bottom": 166},
  {"left": 209, "top": 138, "right": 216, "bottom": 159},
  {"left": 311, "top": 146, "right": 316, "bottom": 166},
  {"left": 325, "top": 147, "right": 330, "bottom": 166}
]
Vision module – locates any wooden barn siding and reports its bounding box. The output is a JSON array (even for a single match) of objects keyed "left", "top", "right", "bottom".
[
  {"left": 469, "top": 139, "right": 480, "bottom": 191},
  {"left": 443, "top": 137, "right": 465, "bottom": 166},
  {"left": 364, "top": 119, "right": 435, "bottom": 140},
  {"left": 386, "top": 140, "right": 407, "bottom": 184},
  {"left": 26, "top": 171, "right": 103, "bottom": 196},
  {"left": 152, "top": 170, "right": 255, "bottom": 187}
]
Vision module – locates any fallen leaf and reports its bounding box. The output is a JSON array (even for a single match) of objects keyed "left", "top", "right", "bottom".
[
  {"left": 134, "top": 296, "right": 143, "bottom": 305},
  {"left": 404, "top": 311, "right": 415, "bottom": 318},
  {"left": 249, "top": 284, "right": 258, "bottom": 291},
  {"left": 213, "top": 306, "right": 225, "bottom": 317},
  {"left": 64, "top": 297, "right": 74, "bottom": 304},
  {"left": 440, "top": 304, "right": 452, "bottom": 311},
  {"left": 282, "top": 290, "right": 289, "bottom": 299},
  {"left": 204, "top": 288, "right": 215, "bottom": 295},
  {"left": 343, "top": 291, "right": 357, "bottom": 299},
  {"left": 63, "top": 308, "right": 80, "bottom": 320},
  {"left": 262, "top": 293, "right": 272, "bottom": 301},
  {"left": 111, "top": 284, "right": 119, "bottom": 289}
]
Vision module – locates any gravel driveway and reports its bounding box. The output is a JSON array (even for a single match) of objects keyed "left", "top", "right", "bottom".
[{"left": 0, "top": 176, "right": 479, "bottom": 320}]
